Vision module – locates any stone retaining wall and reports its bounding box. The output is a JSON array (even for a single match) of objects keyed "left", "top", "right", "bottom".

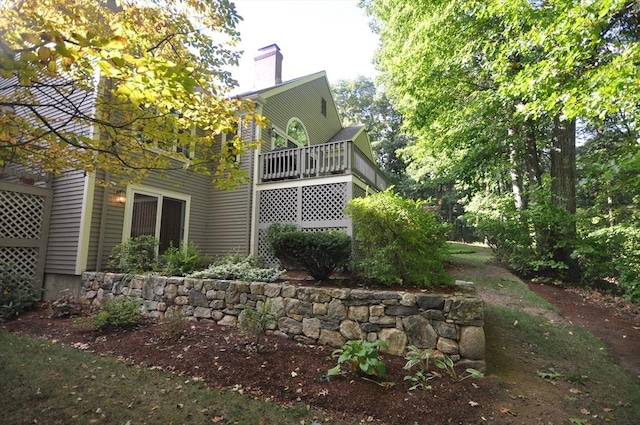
[{"left": 81, "top": 272, "right": 485, "bottom": 370}]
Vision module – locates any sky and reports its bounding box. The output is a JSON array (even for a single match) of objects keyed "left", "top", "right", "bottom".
[{"left": 227, "top": 0, "right": 379, "bottom": 93}]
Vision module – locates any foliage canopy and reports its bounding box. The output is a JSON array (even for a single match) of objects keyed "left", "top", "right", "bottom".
[{"left": 0, "top": 0, "right": 265, "bottom": 188}]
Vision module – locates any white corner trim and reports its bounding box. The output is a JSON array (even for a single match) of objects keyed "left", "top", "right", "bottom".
[
  {"left": 249, "top": 105, "right": 264, "bottom": 255},
  {"left": 75, "top": 172, "right": 96, "bottom": 275}
]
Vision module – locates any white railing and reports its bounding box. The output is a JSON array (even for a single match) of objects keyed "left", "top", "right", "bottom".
[{"left": 260, "top": 141, "right": 389, "bottom": 190}]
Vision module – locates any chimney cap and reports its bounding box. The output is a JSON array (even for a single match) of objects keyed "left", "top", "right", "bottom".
[
  {"left": 254, "top": 43, "right": 283, "bottom": 89},
  {"left": 254, "top": 44, "right": 281, "bottom": 60}
]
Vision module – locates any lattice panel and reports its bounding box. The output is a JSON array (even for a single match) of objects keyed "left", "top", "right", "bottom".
[
  {"left": 259, "top": 188, "right": 298, "bottom": 223},
  {"left": 257, "top": 229, "right": 278, "bottom": 267},
  {"left": 0, "top": 247, "right": 38, "bottom": 279},
  {"left": 0, "top": 190, "right": 44, "bottom": 239},
  {"left": 302, "top": 227, "right": 346, "bottom": 233},
  {"left": 302, "top": 183, "right": 346, "bottom": 222},
  {"left": 352, "top": 183, "right": 367, "bottom": 200}
]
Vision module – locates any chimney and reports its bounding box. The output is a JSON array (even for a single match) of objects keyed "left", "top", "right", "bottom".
[{"left": 254, "top": 44, "right": 283, "bottom": 90}]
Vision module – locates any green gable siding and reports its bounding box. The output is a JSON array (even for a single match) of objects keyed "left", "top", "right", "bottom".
[{"left": 260, "top": 77, "right": 342, "bottom": 153}]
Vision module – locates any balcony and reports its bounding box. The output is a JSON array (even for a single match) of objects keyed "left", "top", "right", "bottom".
[{"left": 259, "top": 141, "right": 389, "bottom": 190}]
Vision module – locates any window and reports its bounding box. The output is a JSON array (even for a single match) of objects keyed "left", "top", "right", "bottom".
[
  {"left": 286, "top": 118, "right": 308, "bottom": 146},
  {"left": 269, "top": 119, "right": 308, "bottom": 150},
  {"left": 136, "top": 110, "right": 194, "bottom": 160},
  {"left": 321, "top": 97, "right": 327, "bottom": 117},
  {"left": 123, "top": 187, "right": 190, "bottom": 254}
]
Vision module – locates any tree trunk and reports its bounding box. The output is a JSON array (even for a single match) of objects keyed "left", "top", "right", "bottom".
[
  {"left": 523, "top": 119, "right": 542, "bottom": 190},
  {"left": 508, "top": 140, "right": 524, "bottom": 210},
  {"left": 551, "top": 117, "right": 576, "bottom": 214},
  {"left": 551, "top": 116, "right": 579, "bottom": 282}
]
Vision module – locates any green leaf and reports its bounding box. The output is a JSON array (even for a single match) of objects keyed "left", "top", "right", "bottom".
[
  {"left": 326, "top": 365, "right": 341, "bottom": 377},
  {"left": 55, "top": 42, "right": 73, "bottom": 58},
  {"left": 20, "top": 33, "right": 41, "bottom": 45}
]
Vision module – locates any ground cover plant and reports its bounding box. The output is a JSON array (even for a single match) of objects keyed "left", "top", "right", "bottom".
[
  {"left": 187, "top": 253, "right": 284, "bottom": 282},
  {"left": 2, "top": 244, "right": 639, "bottom": 424}
]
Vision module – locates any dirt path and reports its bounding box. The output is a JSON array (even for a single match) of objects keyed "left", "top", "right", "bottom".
[{"left": 526, "top": 282, "right": 640, "bottom": 382}]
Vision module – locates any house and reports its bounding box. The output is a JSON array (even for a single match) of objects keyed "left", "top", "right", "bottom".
[{"left": 0, "top": 44, "right": 389, "bottom": 298}]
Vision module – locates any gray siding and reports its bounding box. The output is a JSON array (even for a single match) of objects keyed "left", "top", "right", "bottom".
[
  {"left": 205, "top": 124, "right": 256, "bottom": 259},
  {"left": 45, "top": 171, "right": 86, "bottom": 274},
  {"left": 3, "top": 71, "right": 98, "bottom": 275},
  {"left": 92, "top": 167, "right": 212, "bottom": 269}
]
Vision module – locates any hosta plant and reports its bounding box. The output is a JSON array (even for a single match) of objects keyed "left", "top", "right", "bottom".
[{"left": 327, "top": 339, "right": 388, "bottom": 378}]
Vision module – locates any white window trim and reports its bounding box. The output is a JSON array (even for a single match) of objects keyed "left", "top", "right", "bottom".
[
  {"left": 145, "top": 125, "right": 196, "bottom": 161},
  {"left": 270, "top": 124, "right": 307, "bottom": 150},
  {"left": 286, "top": 117, "right": 309, "bottom": 146},
  {"left": 121, "top": 185, "right": 191, "bottom": 251}
]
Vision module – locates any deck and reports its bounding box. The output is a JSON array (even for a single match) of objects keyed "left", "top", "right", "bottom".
[{"left": 259, "top": 141, "right": 389, "bottom": 190}]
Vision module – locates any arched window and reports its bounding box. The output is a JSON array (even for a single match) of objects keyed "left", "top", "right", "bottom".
[{"left": 286, "top": 118, "right": 308, "bottom": 146}]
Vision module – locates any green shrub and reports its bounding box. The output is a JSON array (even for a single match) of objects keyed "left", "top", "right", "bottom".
[
  {"left": 264, "top": 222, "right": 300, "bottom": 269},
  {"left": 108, "top": 235, "right": 158, "bottom": 273},
  {"left": 159, "top": 241, "right": 211, "bottom": 276},
  {"left": 327, "top": 339, "right": 389, "bottom": 378},
  {"left": 269, "top": 230, "right": 351, "bottom": 281},
  {"left": 345, "top": 190, "right": 451, "bottom": 287},
  {"left": 264, "top": 222, "right": 300, "bottom": 247},
  {"left": 238, "top": 302, "right": 276, "bottom": 352},
  {"left": 188, "top": 254, "right": 284, "bottom": 282},
  {"left": 463, "top": 189, "right": 572, "bottom": 278},
  {"left": 161, "top": 308, "right": 188, "bottom": 342},
  {"left": 88, "top": 298, "right": 142, "bottom": 330},
  {"left": 0, "top": 261, "right": 41, "bottom": 320},
  {"left": 573, "top": 224, "right": 640, "bottom": 301}
]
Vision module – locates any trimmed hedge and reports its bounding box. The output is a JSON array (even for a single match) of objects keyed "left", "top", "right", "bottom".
[{"left": 269, "top": 230, "right": 351, "bottom": 280}]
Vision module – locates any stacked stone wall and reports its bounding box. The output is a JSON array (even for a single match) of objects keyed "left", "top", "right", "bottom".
[{"left": 81, "top": 272, "right": 485, "bottom": 370}]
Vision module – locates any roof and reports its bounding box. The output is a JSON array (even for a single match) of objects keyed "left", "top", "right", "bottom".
[
  {"left": 236, "top": 71, "right": 327, "bottom": 100},
  {"left": 328, "top": 125, "right": 364, "bottom": 142}
]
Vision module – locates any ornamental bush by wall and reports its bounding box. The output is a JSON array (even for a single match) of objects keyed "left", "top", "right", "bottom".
[{"left": 346, "top": 190, "right": 452, "bottom": 287}]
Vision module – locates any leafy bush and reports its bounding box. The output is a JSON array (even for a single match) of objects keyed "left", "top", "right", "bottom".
[
  {"left": 269, "top": 230, "right": 351, "bottom": 280},
  {"left": 0, "top": 261, "right": 40, "bottom": 320},
  {"left": 238, "top": 302, "right": 277, "bottom": 351},
  {"left": 87, "top": 298, "right": 142, "bottom": 330},
  {"left": 345, "top": 190, "right": 451, "bottom": 287},
  {"left": 327, "top": 339, "right": 389, "bottom": 378},
  {"left": 108, "top": 235, "right": 158, "bottom": 273},
  {"left": 573, "top": 224, "right": 640, "bottom": 301},
  {"left": 162, "top": 308, "right": 187, "bottom": 342},
  {"left": 264, "top": 222, "right": 300, "bottom": 269},
  {"left": 159, "top": 241, "right": 211, "bottom": 276},
  {"left": 264, "top": 222, "right": 300, "bottom": 247},
  {"left": 463, "top": 188, "right": 572, "bottom": 278},
  {"left": 188, "top": 254, "right": 284, "bottom": 282}
]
